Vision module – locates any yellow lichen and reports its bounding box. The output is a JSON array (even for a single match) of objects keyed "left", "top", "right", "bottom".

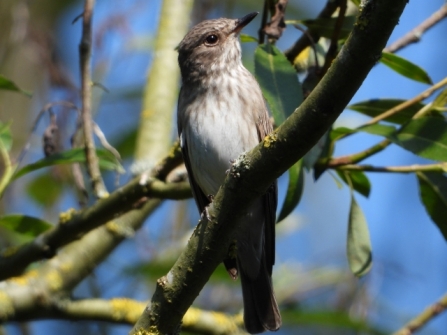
[
  {"left": 111, "top": 298, "right": 145, "bottom": 323},
  {"left": 182, "top": 307, "right": 200, "bottom": 326},
  {"left": 0, "top": 291, "right": 14, "bottom": 318},
  {"left": 142, "top": 109, "right": 154, "bottom": 118},
  {"left": 59, "top": 208, "right": 77, "bottom": 224},
  {"left": 264, "top": 132, "right": 278, "bottom": 148},
  {"left": 46, "top": 269, "right": 63, "bottom": 291},
  {"left": 10, "top": 269, "right": 38, "bottom": 286}
]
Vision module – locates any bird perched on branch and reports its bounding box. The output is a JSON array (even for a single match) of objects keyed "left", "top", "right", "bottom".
[{"left": 177, "top": 12, "right": 281, "bottom": 334}]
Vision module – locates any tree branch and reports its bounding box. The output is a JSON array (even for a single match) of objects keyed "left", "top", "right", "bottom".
[
  {"left": 336, "top": 163, "right": 447, "bottom": 173},
  {"left": 132, "top": 0, "right": 194, "bottom": 174},
  {"left": 0, "top": 145, "right": 188, "bottom": 281},
  {"left": 385, "top": 4, "right": 447, "bottom": 53},
  {"left": 79, "top": 0, "right": 108, "bottom": 198},
  {"left": 392, "top": 292, "right": 447, "bottom": 335},
  {"left": 131, "top": 0, "right": 408, "bottom": 333}
]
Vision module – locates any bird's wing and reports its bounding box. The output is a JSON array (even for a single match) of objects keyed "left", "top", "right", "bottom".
[
  {"left": 177, "top": 88, "right": 210, "bottom": 215},
  {"left": 179, "top": 133, "right": 210, "bottom": 214},
  {"left": 256, "top": 106, "right": 278, "bottom": 276}
]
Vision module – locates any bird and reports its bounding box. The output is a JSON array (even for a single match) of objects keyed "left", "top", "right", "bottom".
[{"left": 177, "top": 12, "right": 281, "bottom": 333}]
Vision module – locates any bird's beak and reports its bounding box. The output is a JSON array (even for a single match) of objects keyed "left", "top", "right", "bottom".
[{"left": 233, "top": 12, "right": 258, "bottom": 35}]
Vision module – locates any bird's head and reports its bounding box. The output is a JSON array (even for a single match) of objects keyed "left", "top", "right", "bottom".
[{"left": 177, "top": 12, "right": 258, "bottom": 82}]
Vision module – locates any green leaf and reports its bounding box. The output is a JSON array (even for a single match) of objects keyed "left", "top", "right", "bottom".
[
  {"left": 0, "top": 214, "right": 52, "bottom": 237},
  {"left": 0, "top": 74, "right": 32, "bottom": 97},
  {"left": 304, "top": 131, "right": 331, "bottom": 171},
  {"left": 347, "top": 194, "right": 372, "bottom": 277},
  {"left": 290, "top": 16, "right": 356, "bottom": 40},
  {"left": 240, "top": 34, "right": 258, "bottom": 43},
  {"left": 350, "top": 0, "right": 361, "bottom": 6},
  {"left": 12, "top": 148, "right": 124, "bottom": 181},
  {"left": 417, "top": 172, "right": 447, "bottom": 241},
  {"left": 254, "top": 44, "right": 303, "bottom": 125},
  {"left": 277, "top": 159, "right": 304, "bottom": 222},
  {"left": 113, "top": 129, "right": 137, "bottom": 159},
  {"left": 337, "top": 170, "right": 371, "bottom": 197},
  {"left": 0, "top": 121, "right": 13, "bottom": 151},
  {"left": 347, "top": 99, "right": 427, "bottom": 124},
  {"left": 395, "top": 117, "right": 447, "bottom": 161},
  {"left": 355, "top": 118, "right": 447, "bottom": 161},
  {"left": 381, "top": 52, "right": 433, "bottom": 85},
  {"left": 330, "top": 127, "right": 355, "bottom": 141},
  {"left": 432, "top": 87, "right": 447, "bottom": 110},
  {"left": 26, "top": 174, "right": 65, "bottom": 207},
  {"left": 358, "top": 123, "right": 397, "bottom": 138}
]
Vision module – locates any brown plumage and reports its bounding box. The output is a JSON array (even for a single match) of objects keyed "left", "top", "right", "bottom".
[{"left": 177, "top": 12, "right": 281, "bottom": 334}]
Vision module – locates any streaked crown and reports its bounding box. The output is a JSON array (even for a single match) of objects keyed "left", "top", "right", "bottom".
[{"left": 177, "top": 12, "right": 258, "bottom": 83}]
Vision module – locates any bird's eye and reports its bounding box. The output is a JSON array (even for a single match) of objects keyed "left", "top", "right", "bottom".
[{"left": 205, "top": 34, "right": 219, "bottom": 45}]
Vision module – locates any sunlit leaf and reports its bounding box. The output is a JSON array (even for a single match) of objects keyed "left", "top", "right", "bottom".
[
  {"left": 240, "top": 34, "right": 258, "bottom": 43},
  {"left": 356, "top": 118, "right": 447, "bottom": 161},
  {"left": 395, "top": 117, "right": 447, "bottom": 161},
  {"left": 337, "top": 170, "right": 371, "bottom": 197},
  {"left": 358, "top": 123, "right": 396, "bottom": 138},
  {"left": 0, "top": 214, "right": 52, "bottom": 237},
  {"left": 0, "top": 121, "right": 13, "bottom": 151},
  {"left": 0, "top": 74, "right": 32, "bottom": 97},
  {"left": 417, "top": 172, "right": 447, "bottom": 241},
  {"left": 287, "top": 16, "right": 356, "bottom": 39},
  {"left": 347, "top": 99, "right": 426, "bottom": 124},
  {"left": 278, "top": 159, "right": 304, "bottom": 222},
  {"left": 347, "top": 194, "right": 372, "bottom": 277},
  {"left": 12, "top": 148, "right": 124, "bottom": 181},
  {"left": 254, "top": 44, "right": 303, "bottom": 125},
  {"left": 381, "top": 52, "right": 433, "bottom": 84},
  {"left": 432, "top": 87, "right": 447, "bottom": 110}
]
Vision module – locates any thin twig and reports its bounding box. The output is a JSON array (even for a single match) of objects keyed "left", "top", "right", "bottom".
[
  {"left": 327, "top": 76, "right": 447, "bottom": 167},
  {"left": 392, "top": 291, "right": 447, "bottom": 335},
  {"left": 284, "top": 0, "right": 343, "bottom": 63},
  {"left": 258, "top": 0, "right": 269, "bottom": 44},
  {"left": 385, "top": 4, "right": 447, "bottom": 53},
  {"left": 320, "top": 0, "right": 347, "bottom": 76},
  {"left": 336, "top": 163, "right": 447, "bottom": 173},
  {"left": 364, "top": 76, "right": 447, "bottom": 126},
  {"left": 79, "top": 0, "right": 108, "bottom": 198},
  {"left": 328, "top": 139, "right": 391, "bottom": 167}
]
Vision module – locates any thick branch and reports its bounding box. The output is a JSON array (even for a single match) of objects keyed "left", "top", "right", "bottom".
[
  {"left": 131, "top": 0, "right": 408, "bottom": 333},
  {"left": 133, "top": 0, "right": 194, "bottom": 173}
]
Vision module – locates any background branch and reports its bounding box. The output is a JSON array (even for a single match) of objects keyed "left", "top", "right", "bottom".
[
  {"left": 0, "top": 145, "right": 188, "bottom": 281},
  {"left": 79, "top": 0, "right": 108, "bottom": 198},
  {"left": 133, "top": 0, "right": 194, "bottom": 174},
  {"left": 385, "top": 4, "right": 447, "bottom": 53},
  {"left": 392, "top": 292, "right": 447, "bottom": 335}
]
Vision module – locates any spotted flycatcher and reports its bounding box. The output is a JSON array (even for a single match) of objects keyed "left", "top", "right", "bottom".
[{"left": 177, "top": 12, "right": 281, "bottom": 333}]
